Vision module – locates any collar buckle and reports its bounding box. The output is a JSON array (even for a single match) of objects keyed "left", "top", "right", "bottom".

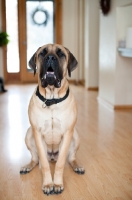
[{"left": 42, "top": 100, "right": 47, "bottom": 108}]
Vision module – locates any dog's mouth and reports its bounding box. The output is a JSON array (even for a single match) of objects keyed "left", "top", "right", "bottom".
[
  {"left": 45, "top": 66, "right": 56, "bottom": 79},
  {"left": 41, "top": 66, "right": 61, "bottom": 88}
]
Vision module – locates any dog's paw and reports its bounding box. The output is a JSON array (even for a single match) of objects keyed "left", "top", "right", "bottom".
[
  {"left": 20, "top": 161, "right": 38, "bottom": 174},
  {"left": 20, "top": 166, "right": 32, "bottom": 174},
  {"left": 42, "top": 184, "right": 54, "bottom": 196},
  {"left": 73, "top": 166, "right": 85, "bottom": 175},
  {"left": 54, "top": 184, "right": 64, "bottom": 194}
]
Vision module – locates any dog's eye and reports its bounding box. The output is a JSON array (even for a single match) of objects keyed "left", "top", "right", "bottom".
[
  {"left": 39, "top": 48, "right": 48, "bottom": 57},
  {"left": 56, "top": 49, "right": 65, "bottom": 58}
]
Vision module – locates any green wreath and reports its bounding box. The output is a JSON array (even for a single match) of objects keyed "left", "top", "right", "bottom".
[{"left": 32, "top": 8, "right": 49, "bottom": 26}]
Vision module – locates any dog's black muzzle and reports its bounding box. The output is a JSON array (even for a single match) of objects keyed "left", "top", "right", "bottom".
[{"left": 40, "top": 54, "right": 63, "bottom": 88}]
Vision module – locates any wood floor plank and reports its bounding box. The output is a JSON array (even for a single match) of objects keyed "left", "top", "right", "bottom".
[{"left": 0, "top": 84, "right": 132, "bottom": 200}]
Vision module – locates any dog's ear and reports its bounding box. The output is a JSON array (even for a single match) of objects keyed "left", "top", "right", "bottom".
[
  {"left": 28, "top": 53, "right": 37, "bottom": 76},
  {"left": 28, "top": 47, "right": 41, "bottom": 76},
  {"left": 65, "top": 47, "right": 78, "bottom": 77}
]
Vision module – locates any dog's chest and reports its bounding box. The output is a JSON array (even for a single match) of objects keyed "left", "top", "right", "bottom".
[
  {"left": 31, "top": 106, "right": 66, "bottom": 145},
  {"left": 42, "top": 116, "right": 63, "bottom": 145},
  {"left": 30, "top": 93, "right": 76, "bottom": 145}
]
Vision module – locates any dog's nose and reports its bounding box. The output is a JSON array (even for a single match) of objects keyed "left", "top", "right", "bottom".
[{"left": 46, "top": 55, "right": 56, "bottom": 61}]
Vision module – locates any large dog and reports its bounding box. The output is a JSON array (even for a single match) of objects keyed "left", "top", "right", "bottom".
[{"left": 20, "top": 44, "right": 85, "bottom": 195}]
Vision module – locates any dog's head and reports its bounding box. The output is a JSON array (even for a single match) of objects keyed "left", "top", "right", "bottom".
[{"left": 29, "top": 44, "right": 78, "bottom": 88}]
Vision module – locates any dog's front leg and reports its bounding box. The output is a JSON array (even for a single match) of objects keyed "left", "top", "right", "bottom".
[
  {"left": 53, "top": 129, "right": 73, "bottom": 194},
  {"left": 33, "top": 129, "right": 53, "bottom": 195}
]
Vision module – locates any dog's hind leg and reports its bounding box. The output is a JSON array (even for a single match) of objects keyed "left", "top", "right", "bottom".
[
  {"left": 68, "top": 129, "right": 85, "bottom": 174},
  {"left": 20, "top": 127, "right": 39, "bottom": 174}
]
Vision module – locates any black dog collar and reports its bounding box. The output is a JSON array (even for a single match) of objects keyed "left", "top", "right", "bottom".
[{"left": 36, "top": 86, "right": 69, "bottom": 108}]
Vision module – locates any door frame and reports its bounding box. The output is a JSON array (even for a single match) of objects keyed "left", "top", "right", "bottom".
[
  {"left": 1, "top": 0, "right": 62, "bottom": 83},
  {"left": 18, "top": 0, "right": 37, "bottom": 83}
]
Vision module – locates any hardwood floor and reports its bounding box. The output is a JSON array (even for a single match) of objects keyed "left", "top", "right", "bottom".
[{"left": 0, "top": 84, "right": 132, "bottom": 200}]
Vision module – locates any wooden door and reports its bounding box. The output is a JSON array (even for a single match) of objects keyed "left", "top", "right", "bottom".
[{"left": 2, "top": 0, "right": 62, "bottom": 83}]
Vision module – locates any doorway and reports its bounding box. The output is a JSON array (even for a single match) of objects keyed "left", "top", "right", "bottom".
[{"left": 2, "top": 0, "right": 62, "bottom": 83}]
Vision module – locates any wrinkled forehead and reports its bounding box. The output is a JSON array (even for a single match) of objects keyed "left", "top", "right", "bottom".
[{"left": 37, "top": 44, "right": 67, "bottom": 55}]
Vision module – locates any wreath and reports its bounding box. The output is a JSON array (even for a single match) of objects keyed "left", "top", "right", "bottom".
[
  {"left": 100, "top": 0, "right": 111, "bottom": 15},
  {"left": 32, "top": 7, "right": 49, "bottom": 26}
]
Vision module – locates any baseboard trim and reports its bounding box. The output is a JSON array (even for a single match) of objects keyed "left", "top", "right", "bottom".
[
  {"left": 88, "top": 87, "right": 98, "bottom": 91},
  {"left": 68, "top": 79, "right": 85, "bottom": 86},
  {"left": 97, "top": 97, "right": 114, "bottom": 110},
  {"left": 114, "top": 105, "right": 132, "bottom": 110},
  {"left": 78, "top": 80, "right": 85, "bottom": 86},
  {"left": 98, "top": 97, "right": 132, "bottom": 110}
]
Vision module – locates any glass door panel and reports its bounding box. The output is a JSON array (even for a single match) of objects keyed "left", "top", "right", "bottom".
[
  {"left": 6, "top": 0, "right": 20, "bottom": 73},
  {"left": 26, "top": 0, "right": 54, "bottom": 70}
]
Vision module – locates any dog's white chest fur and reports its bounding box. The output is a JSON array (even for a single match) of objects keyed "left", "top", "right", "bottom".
[
  {"left": 29, "top": 98, "right": 67, "bottom": 145},
  {"left": 42, "top": 117, "right": 63, "bottom": 145}
]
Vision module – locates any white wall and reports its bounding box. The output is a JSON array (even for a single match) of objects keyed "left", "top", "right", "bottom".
[
  {"left": 99, "top": 1, "right": 116, "bottom": 105},
  {"left": 0, "top": 0, "right": 3, "bottom": 77},
  {"left": 84, "top": 0, "right": 99, "bottom": 89},
  {"left": 99, "top": 0, "right": 132, "bottom": 107},
  {"left": 116, "top": 5, "right": 132, "bottom": 105},
  {"left": 62, "top": 0, "right": 79, "bottom": 81},
  {"left": 62, "top": 0, "right": 100, "bottom": 85}
]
